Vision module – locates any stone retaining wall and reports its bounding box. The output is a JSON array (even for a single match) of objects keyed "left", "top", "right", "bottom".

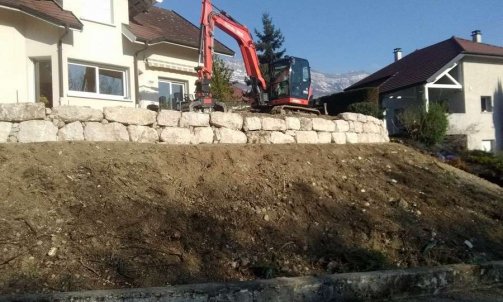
[{"left": 0, "top": 103, "right": 389, "bottom": 145}]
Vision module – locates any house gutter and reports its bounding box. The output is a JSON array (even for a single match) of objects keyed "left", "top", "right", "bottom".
[
  {"left": 129, "top": 39, "right": 234, "bottom": 57},
  {"left": 134, "top": 42, "right": 150, "bottom": 107},
  {"left": 58, "top": 26, "right": 70, "bottom": 107}
]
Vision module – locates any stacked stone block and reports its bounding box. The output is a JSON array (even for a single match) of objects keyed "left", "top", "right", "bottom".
[{"left": 0, "top": 103, "right": 389, "bottom": 145}]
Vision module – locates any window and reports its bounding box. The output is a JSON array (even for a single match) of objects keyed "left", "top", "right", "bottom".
[
  {"left": 81, "top": 0, "right": 113, "bottom": 24},
  {"left": 34, "top": 59, "right": 53, "bottom": 106},
  {"left": 481, "top": 96, "right": 493, "bottom": 112},
  {"left": 393, "top": 108, "right": 405, "bottom": 130},
  {"left": 270, "top": 63, "right": 290, "bottom": 100},
  {"left": 158, "top": 80, "right": 186, "bottom": 110},
  {"left": 68, "top": 62, "right": 127, "bottom": 100},
  {"left": 481, "top": 140, "right": 494, "bottom": 152}
]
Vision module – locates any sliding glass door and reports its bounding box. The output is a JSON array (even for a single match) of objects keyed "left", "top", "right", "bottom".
[{"left": 159, "top": 79, "right": 185, "bottom": 110}]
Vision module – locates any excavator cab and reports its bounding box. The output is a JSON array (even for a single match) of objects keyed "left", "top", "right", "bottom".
[{"left": 268, "top": 57, "right": 312, "bottom": 107}]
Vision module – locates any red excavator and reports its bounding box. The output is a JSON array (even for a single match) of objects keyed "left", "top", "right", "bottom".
[{"left": 192, "top": 0, "right": 318, "bottom": 114}]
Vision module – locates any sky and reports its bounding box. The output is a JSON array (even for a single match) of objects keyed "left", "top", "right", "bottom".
[{"left": 159, "top": 0, "right": 503, "bottom": 74}]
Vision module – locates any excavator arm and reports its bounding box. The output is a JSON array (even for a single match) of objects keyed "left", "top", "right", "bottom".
[
  {"left": 194, "top": 0, "right": 318, "bottom": 114},
  {"left": 197, "top": 0, "right": 267, "bottom": 104}
]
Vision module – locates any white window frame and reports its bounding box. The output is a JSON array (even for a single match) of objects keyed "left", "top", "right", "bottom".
[
  {"left": 67, "top": 61, "right": 128, "bottom": 101},
  {"left": 81, "top": 0, "right": 114, "bottom": 26},
  {"left": 481, "top": 96, "right": 493, "bottom": 113},
  {"left": 158, "top": 79, "right": 187, "bottom": 101}
]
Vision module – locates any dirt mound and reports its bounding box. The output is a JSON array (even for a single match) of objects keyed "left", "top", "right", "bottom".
[{"left": 0, "top": 142, "right": 501, "bottom": 295}]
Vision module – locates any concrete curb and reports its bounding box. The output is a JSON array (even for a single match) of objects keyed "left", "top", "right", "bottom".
[{"left": 2, "top": 262, "right": 502, "bottom": 302}]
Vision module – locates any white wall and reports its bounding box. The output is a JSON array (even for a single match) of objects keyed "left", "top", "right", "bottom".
[
  {"left": 62, "top": 0, "right": 129, "bottom": 25},
  {"left": 0, "top": 10, "right": 28, "bottom": 103},
  {"left": 447, "top": 57, "right": 503, "bottom": 151},
  {"left": 137, "top": 43, "right": 200, "bottom": 108},
  {"left": 0, "top": 0, "right": 204, "bottom": 111},
  {"left": 24, "top": 16, "right": 61, "bottom": 105},
  {"left": 0, "top": 9, "right": 63, "bottom": 105},
  {"left": 382, "top": 56, "right": 503, "bottom": 152},
  {"left": 60, "top": 0, "right": 136, "bottom": 109}
]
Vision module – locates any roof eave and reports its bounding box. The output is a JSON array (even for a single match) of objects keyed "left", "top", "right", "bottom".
[
  {"left": 345, "top": 74, "right": 393, "bottom": 92},
  {"left": 19, "top": 3, "right": 84, "bottom": 30},
  {"left": 380, "top": 81, "right": 427, "bottom": 96},
  {"left": 461, "top": 52, "right": 503, "bottom": 60},
  {"left": 123, "top": 31, "right": 233, "bottom": 56},
  {"left": 149, "top": 39, "right": 234, "bottom": 56},
  {"left": 0, "top": 3, "right": 83, "bottom": 30}
]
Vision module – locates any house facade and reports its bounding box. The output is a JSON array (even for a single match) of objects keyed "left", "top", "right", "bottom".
[
  {"left": 0, "top": 0, "right": 233, "bottom": 109},
  {"left": 346, "top": 31, "right": 503, "bottom": 152}
]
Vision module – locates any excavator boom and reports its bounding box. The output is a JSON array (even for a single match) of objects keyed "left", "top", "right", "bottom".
[
  {"left": 194, "top": 0, "right": 315, "bottom": 113},
  {"left": 198, "top": 0, "right": 266, "bottom": 90}
]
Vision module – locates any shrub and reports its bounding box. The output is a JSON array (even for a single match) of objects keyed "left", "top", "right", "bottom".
[
  {"left": 421, "top": 103, "right": 449, "bottom": 145},
  {"left": 399, "top": 102, "right": 448, "bottom": 146},
  {"left": 465, "top": 150, "right": 503, "bottom": 171},
  {"left": 211, "top": 56, "right": 234, "bottom": 102},
  {"left": 347, "top": 102, "right": 383, "bottom": 119},
  {"left": 463, "top": 150, "right": 503, "bottom": 185}
]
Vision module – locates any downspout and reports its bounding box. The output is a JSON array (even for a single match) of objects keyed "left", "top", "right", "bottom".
[
  {"left": 57, "top": 26, "right": 70, "bottom": 107},
  {"left": 134, "top": 42, "right": 150, "bottom": 107}
]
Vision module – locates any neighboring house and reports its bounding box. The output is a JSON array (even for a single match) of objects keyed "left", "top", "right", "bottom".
[
  {"left": 0, "top": 0, "right": 233, "bottom": 109},
  {"left": 346, "top": 31, "right": 503, "bottom": 152}
]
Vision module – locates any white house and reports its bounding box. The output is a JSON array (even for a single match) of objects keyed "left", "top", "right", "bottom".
[
  {"left": 0, "top": 0, "right": 233, "bottom": 109},
  {"left": 346, "top": 31, "right": 503, "bottom": 152}
]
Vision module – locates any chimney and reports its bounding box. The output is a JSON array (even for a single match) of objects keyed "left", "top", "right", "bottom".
[
  {"left": 393, "top": 48, "right": 403, "bottom": 62},
  {"left": 471, "top": 30, "right": 482, "bottom": 43}
]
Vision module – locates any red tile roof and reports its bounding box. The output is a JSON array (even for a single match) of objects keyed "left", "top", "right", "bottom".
[
  {"left": 0, "top": 0, "right": 82, "bottom": 29},
  {"left": 455, "top": 37, "right": 503, "bottom": 57},
  {"left": 127, "top": 22, "right": 164, "bottom": 42},
  {"left": 130, "top": 7, "right": 234, "bottom": 56},
  {"left": 346, "top": 36, "right": 503, "bottom": 94}
]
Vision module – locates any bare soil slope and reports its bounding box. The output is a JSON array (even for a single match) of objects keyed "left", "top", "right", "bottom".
[{"left": 0, "top": 142, "right": 502, "bottom": 294}]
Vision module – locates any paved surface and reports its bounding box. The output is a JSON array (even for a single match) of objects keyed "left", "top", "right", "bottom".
[{"left": 398, "top": 285, "right": 503, "bottom": 301}]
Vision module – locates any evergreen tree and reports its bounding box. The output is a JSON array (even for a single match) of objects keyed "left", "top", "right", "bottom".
[
  {"left": 254, "top": 13, "right": 286, "bottom": 65},
  {"left": 211, "top": 56, "right": 234, "bottom": 102}
]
